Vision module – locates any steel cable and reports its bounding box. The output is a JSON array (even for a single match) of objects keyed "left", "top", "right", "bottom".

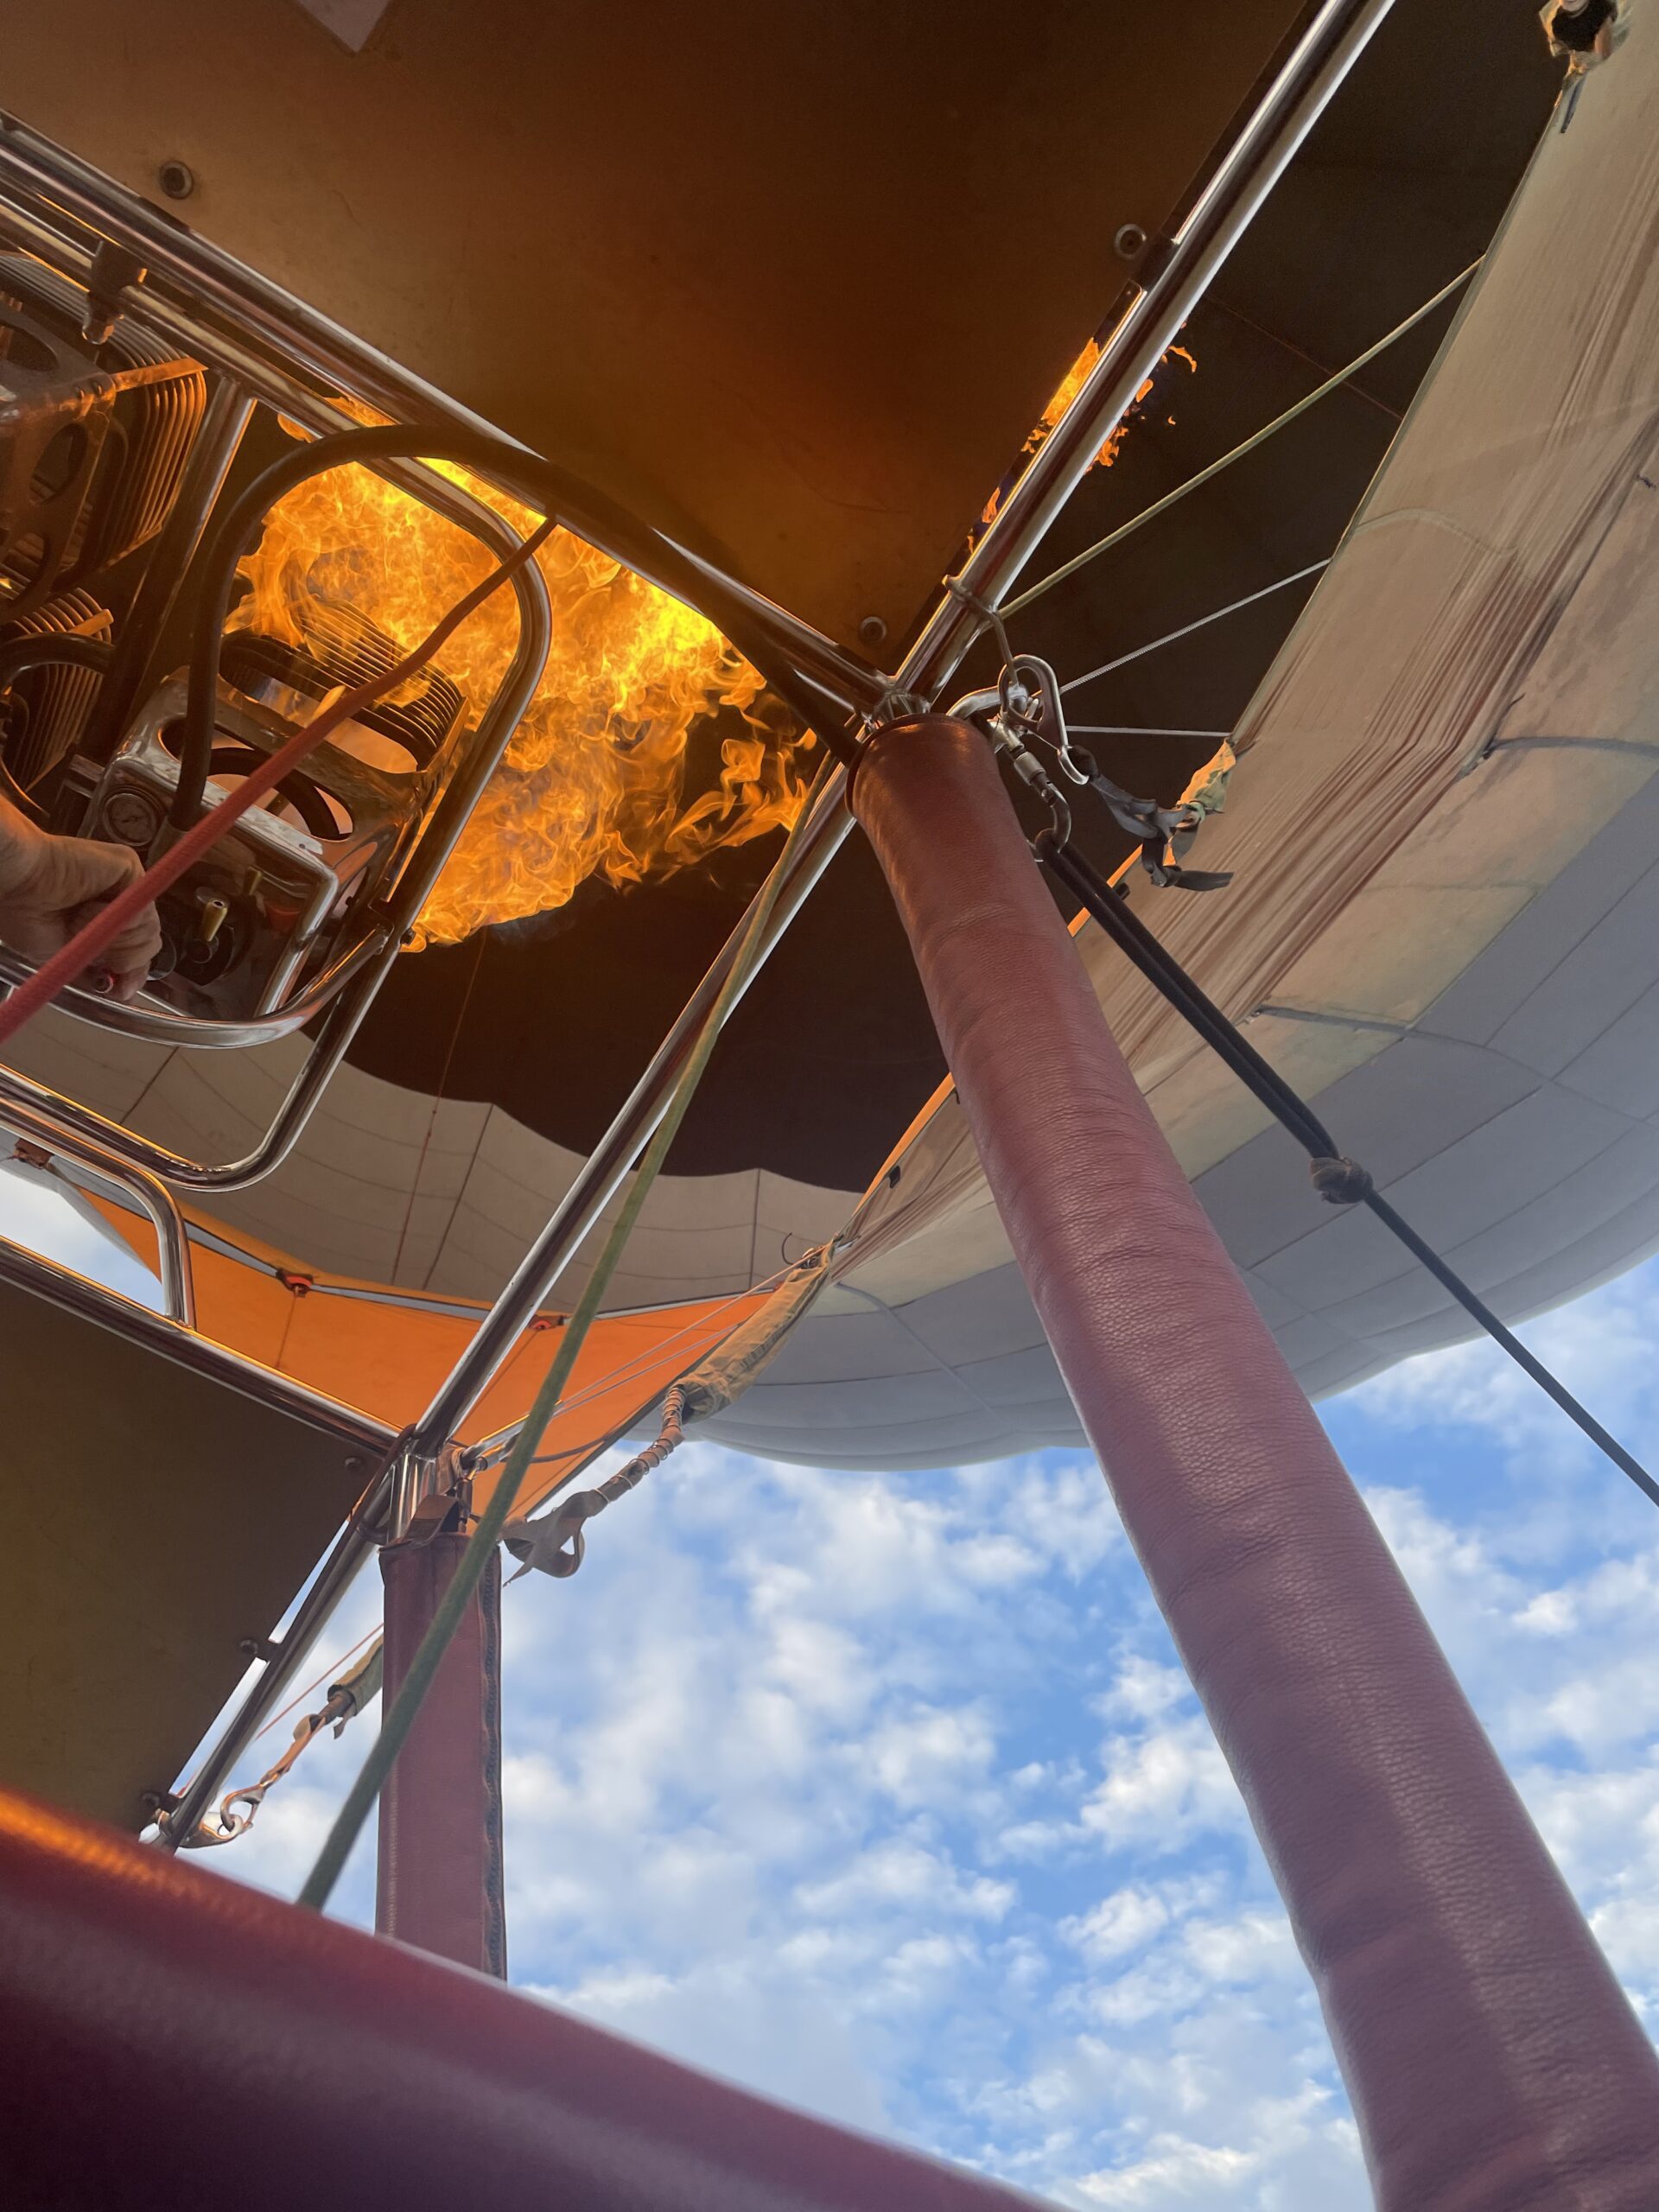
[
  {"left": 1004, "top": 261, "right": 1480, "bottom": 620},
  {"left": 1036, "top": 831, "right": 1659, "bottom": 1511}
]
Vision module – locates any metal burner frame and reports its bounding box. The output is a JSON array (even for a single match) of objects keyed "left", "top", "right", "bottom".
[{"left": 0, "top": 0, "right": 1395, "bottom": 1842}]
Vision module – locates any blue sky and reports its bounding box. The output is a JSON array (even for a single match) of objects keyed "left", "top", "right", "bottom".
[{"left": 181, "top": 1252, "right": 1659, "bottom": 2209}]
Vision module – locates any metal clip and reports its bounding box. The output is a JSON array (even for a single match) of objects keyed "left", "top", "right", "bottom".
[
  {"left": 998, "top": 655, "right": 1091, "bottom": 786},
  {"left": 501, "top": 1491, "right": 604, "bottom": 1582}
]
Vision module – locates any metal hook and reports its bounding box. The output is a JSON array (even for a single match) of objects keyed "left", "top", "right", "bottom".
[{"left": 1000, "top": 655, "right": 1090, "bottom": 785}]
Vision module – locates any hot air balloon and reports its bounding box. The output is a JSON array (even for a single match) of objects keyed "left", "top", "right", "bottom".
[{"left": 0, "top": 1, "right": 1657, "bottom": 2204}]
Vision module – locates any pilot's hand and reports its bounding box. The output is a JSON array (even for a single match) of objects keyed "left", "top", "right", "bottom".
[{"left": 0, "top": 798, "right": 162, "bottom": 1003}]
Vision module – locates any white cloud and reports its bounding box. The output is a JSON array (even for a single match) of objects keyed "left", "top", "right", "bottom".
[
  {"left": 797, "top": 1839, "right": 1014, "bottom": 1923},
  {"left": 524, "top": 1960, "right": 894, "bottom": 2134},
  {"left": 862, "top": 1701, "right": 997, "bottom": 1803},
  {"left": 1076, "top": 2134, "right": 1256, "bottom": 2205},
  {"left": 1065, "top": 1886, "right": 1176, "bottom": 1965},
  {"left": 1346, "top": 1281, "right": 1656, "bottom": 1455},
  {"left": 1181, "top": 1910, "right": 1299, "bottom": 1986},
  {"left": 190, "top": 1266, "right": 1659, "bottom": 2212},
  {"left": 1082, "top": 1719, "right": 1244, "bottom": 1853},
  {"left": 1096, "top": 1656, "right": 1191, "bottom": 1726},
  {"left": 1071, "top": 2083, "right": 1368, "bottom": 2212}
]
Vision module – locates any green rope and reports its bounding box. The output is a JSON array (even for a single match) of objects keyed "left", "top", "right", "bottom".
[
  {"left": 297, "top": 758, "right": 835, "bottom": 1913},
  {"left": 1001, "top": 260, "right": 1480, "bottom": 620}
]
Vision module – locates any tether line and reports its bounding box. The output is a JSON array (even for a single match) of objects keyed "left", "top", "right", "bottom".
[
  {"left": 1058, "top": 562, "right": 1329, "bottom": 697},
  {"left": 1004, "top": 260, "right": 1479, "bottom": 620}
]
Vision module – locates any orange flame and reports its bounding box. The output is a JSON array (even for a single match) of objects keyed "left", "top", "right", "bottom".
[
  {"left": 985, "top": 340, "right": 1198, "bottom": 524},
  {"left": 233, "top": 454, "right": 804, "bottom": 944}
]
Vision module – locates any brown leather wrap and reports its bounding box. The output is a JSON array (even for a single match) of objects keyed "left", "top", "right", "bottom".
[
  {"left": 0, "top": 1789, "right": 1047, "bottom": 2209},
  {"left": 377, "top": 1529, "right": 506, "bottom": 1975},
  {"left": 852, "top": 716, "right": 1659, "bottom": 2210}
]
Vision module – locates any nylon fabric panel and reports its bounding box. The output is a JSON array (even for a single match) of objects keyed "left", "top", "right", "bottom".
[{"left": 81, "top": 1193, "right": 765, "bottom": 1510}]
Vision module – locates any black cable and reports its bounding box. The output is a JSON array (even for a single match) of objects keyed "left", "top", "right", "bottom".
[
  {"left": 207, "top": 744, "right": 342, "bottom": 841},
  {"left": 0, "top": 639, "right": 114, "bottom": 822},
  {"left": 1036, "top": 828, "right": 1659, "bottom": 1511},
  {"left": 0, "top": 636, "right": 114, "bottom": 688},
  {"left": 173, "top": 424, "right": 861, "bottom": 830}
]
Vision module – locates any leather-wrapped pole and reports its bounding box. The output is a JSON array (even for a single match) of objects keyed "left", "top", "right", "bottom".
[
  {"left": 851, "top": 715, "right": 1659, "bottom": 2210},
  {"left": 0, "top": 1787, "right": 1060, "bottom": 2209},
  {"left": 376, "top": 1527, "right": 505, "bottom": 1975}
]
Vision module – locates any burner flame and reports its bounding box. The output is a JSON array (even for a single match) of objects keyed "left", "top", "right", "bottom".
[
  {"left": 985, "top": 340, "right": 1198, "bottom": 524},
  {"left": 235, "top": 452, "right": 806, "bottom": 944}
]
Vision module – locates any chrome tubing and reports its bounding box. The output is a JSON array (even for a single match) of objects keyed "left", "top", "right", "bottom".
[
  {"left": 2, "top": 0, "right": 1394, "bottom": 1817},
  {"left": 0, "top": 923, "right": 391, "bottom": 1051},
  {"left": 900, "top": 0, "right": 1396, "bottom": 703},
  {"left": 0, "top": 489, "right": 552, "bottom": 1180},
  {"left": 156, "top": 1460, "right": 395, "bottom": 1852},
  {"left": 0, "top": 121, "right": 884, "bottom": 723},
  {"left": 0, "top": 408, "right": 554, "bottom": 1058},
  {"left": 398, "top": 0, "right": 1395, "bottom": 1456},
  {"left": 0, "top": 1092, "right": 195, "bottom": 1325},
  {"left": 0, "top": 188, "right": 533, "bottom": 607},
  {"left": 405, "top": 772, "right": 855, "bottom": 1452},
  {"left": 0, "top": 1230, "right": 393, "bottom": 1451}
]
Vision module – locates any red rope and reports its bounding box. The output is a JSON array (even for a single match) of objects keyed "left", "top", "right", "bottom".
[{"left": 0, "top": 517, "right": 555, "bottom": 1055}]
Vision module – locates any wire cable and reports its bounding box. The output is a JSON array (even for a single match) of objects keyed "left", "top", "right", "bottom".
[
  {"left": 1035, "top": 830, "right": 1659, "bottom": 1511},
  {"left": 1058, "top": 562, "right": 1329, "bottom": 698},
  {"left": 1067, "top": 725, "right": 1235, "bottom": 741},
  {"left": 1003, "top": 260, "right": 1480, "bottom": 619}
]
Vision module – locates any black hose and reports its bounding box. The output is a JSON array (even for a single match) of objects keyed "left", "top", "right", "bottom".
[
  {"left": 1039, "top": 834, "right": 1335, "bottom": 1156},
  {"left": 206, "top": 744, "right": 343, "bottom": 841},
  {"left": 0, "top": 636, "right": 114, "bottom": 690},
  {"left": 172, "top": 425, "right": 860, "bottom": 830},
  {"left": 0, "top": 638, "right": 114, "bottom": 820},
  {"left": 1037, "top": 828, "right": 1659, "bottom": 1512}
]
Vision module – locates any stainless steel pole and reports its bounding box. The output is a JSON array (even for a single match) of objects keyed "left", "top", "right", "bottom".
[
  {"left": 0, "top": 1235, "right": 392, "bottom": 1452},
  {"left": 901, "top": 0, "right": 1395, "bottom": 702},
  {"left": 0, "top": 128, "right": 885, "bottom": 724},
  {"left": 402, "top": 0, "right": 1395, "bottom": 1458},
  {"left": 157, "top": 1465, "right": 393, "bottom": 1852},
  {"left": 0, "top": 485, "right": 553, "bottom": 1175},
  {"left": 0, "top": 1093, "right": 195, "bottom": 1325},
  {"left": 136, "top": 0, "right": 1398, "bottom": 1830},
  {"left": 405, "top": 773, "right": 855, "bottom": 1452}
]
